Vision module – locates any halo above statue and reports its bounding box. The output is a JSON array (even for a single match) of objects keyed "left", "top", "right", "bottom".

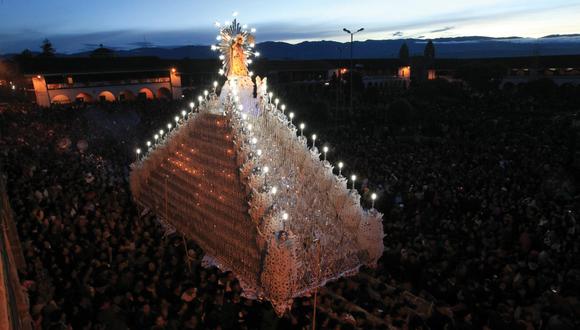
[{"left": 211, "top": 13, "right": 260, "bottom": 78}]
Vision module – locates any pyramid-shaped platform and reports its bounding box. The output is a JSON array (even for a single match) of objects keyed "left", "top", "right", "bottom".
[{"left": 130, "top": 77, "right": 384, "bottom": 314}]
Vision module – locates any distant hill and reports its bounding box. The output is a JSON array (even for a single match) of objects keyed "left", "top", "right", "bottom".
[{"left": 4, "top": 35, "right": 580, "bottom": 60}]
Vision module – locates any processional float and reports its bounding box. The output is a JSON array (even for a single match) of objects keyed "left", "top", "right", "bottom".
[{"left": 130, "top": 15, "right": 384, "bottom": 315}]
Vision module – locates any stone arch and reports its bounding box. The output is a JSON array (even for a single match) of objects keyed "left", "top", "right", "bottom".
[
  {"left": 119, "top": 90, "right": 136, "bottom": 101},
  {"left": 51, "top": 94, "right": 71, "bottom": 104},
  {"left": 98, "top": 91, "right": 116, "bottom": 102},
  {"left": 157, "top": 87, "right": 172, "bottom": 99},
  {"left": 138, "top": 87, "right": 155, "bottom": 100},
  {"left": 75, "top": 92, "right": 93, "bottom": 103}
]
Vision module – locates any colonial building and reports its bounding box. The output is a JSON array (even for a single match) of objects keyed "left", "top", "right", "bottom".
[{"left": 19, "top": 57, "right": 182, "bottom": 107}]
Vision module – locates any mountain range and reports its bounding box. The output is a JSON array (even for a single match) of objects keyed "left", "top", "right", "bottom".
[{"left": 5, "top": 35, "right": 580, "bottom": 60}]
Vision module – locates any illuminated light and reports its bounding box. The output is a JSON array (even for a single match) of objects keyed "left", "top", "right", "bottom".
[
  {"left": 338, "top": 161, "right": 344, "bottom": 176},
  {"left": 247, "top": 59, "right": 253, "bottom": 64},
  {"left": 255, "top": 52, "right": 260, "bottom": 57},
  {"left": 282, "top": 212, "right": 289, "bottom": 220},
  {"left": 211, "top": 45, "right": 217, "bottom": 51},
  {"left": 154, "top": 134, "right": 159, "bottom": 140},
  {"left": 268, "top": 92, "right": 273, "bottom": 99},
  {"left": 312, "top": 134, "right": 317, "bottom": 148},
  {"left": 250, "top": 43, "right": 255, "bottom": 48},
  {"left": 247, "top": 124, "right": 253, "bottom": 131},
  {"left": 271, "top": 186, "right": 277, "bottom": 194},
  {"left": 175, "top": 116, "right": 180, "bottom": 123},
  {"left": 249, "top": 71, "right": 254, "bottom": 77},
  {"left": 251, "top": 28, "right": 256, "bottom": 33},
  {"left": 189, "top": 102, "right": 195, "bottom": 109},
  {"left": 371, "top": 193, "right": 377, "bottom": 208},
  {"left": 350, "top": 174, "right": 357, "bottom": 189},
  {"left": 181, "top": 110, "right": 187, "bottom": 117},
  {"left": 219, "top": 69, "right": 225, "bottom": 75},
  {"left": 136, "top": 148, "right": 141, "bottom": 154},
  {"left": 213, "top": 81, "right": 218, "bottom": 88},
  {"left": 263, "top": 166, "right": 269, "bottom": 174},
  {"left": 251, "top": 137, "right": 258, "bottom": 144},
  {"left": 146, "top": 141, "right": 151, "bottom": 147},
  {"left": 204, "top": 90, "right": 209, "bottom": 96},
  {"left": 159, "top": 129, "right": 164, "bottom": 136},
  {"left": 36, "top": 75, "right": 41, "bottom": 79},
  {"left": 168, "top": 123, "right": 173, "bottom": 129},
  {"left": 274, "top": 98, "right": 279, "bottom": 105},
  {"left": 299, "top": 123, "right": 305, "bottom": 136},
  {"left": 198, "top": 96, "right": 203, "bottom": 102},
  {"left": 171, "top": 68, "right": 176, "bottom": 73},
  {"left": 289, "top": 112, "right": 294, "bottom": 125},
  {"left": 219, "top": 54, "right": 225, "bottom": 60},
  {"left": 281, "top": 104, "right": 286, "bottom": 112},
  {"left": 216, "top": 35, "right": 222, "bottom": 41},
  {"left": 323, "top": 146, "right": 329, "bottom": 161}
]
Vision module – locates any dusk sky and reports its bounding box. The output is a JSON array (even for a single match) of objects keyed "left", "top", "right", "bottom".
[{"left": 1, "top": 0, "right": 579, "bottom": 53}]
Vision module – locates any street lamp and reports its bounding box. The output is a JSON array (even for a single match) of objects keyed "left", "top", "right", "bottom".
[{"left": 343, "top": 27, "right": 364, "bottom": 115}]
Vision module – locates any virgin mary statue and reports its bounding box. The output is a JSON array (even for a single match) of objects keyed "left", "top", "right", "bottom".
[{"left": 228, "top": 35, "right": 249, "bottom": 77}]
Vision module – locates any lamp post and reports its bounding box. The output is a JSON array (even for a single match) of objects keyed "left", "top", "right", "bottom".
[{"left": 342, "top": 27, "right": 364, "bottom": 116}]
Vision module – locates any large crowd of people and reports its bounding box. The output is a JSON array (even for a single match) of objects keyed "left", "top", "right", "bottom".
[{"left": 1, "top": 81, "right": 579, "bottom": 329}]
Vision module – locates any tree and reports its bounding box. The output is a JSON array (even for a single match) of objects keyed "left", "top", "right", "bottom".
[
  {"left": 18, "top": 49, "right": 33, "bottom": 58},
  {"left": 456, "top": 62, "right": 507, "bottom": 92},
  {"left": 398, "top": 42, "right": 409, "bottom": 64},
  {"left": 424, "top": 40, "right": 435, "bottom": 59},
  {"left": 40, "top": 39, "right": 55, "bottom": 57}
]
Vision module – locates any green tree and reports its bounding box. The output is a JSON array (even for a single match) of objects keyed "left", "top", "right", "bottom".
[
  {"left": 40, "top": 38, "right": 55, "bottom": 57},
  {"left": 424, "top": 40, "right": 435, "bottom": 59},
  {"left": 398, "top": 42, "right": 409, "bottom": 64}
]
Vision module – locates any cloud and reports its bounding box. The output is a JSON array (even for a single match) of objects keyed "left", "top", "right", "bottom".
[
  {"left": 392, "top": 31, "right": 404, "bottom": 37},
  {"left": 430, "top": 26, "right": 455, "bottom": 33}
]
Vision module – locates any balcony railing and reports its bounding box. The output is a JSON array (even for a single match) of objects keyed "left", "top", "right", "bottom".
[{"left": 47, "top": 77, "right": 171, "bottom": 90}]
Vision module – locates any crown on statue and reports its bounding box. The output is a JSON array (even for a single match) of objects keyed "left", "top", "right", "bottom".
[{"left": 211, "top": 13, "right": 260, "bottom": 78}]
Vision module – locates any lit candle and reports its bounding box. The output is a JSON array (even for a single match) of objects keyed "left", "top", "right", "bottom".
[
  {"left": 281, "top": 104, "right": 286, "bottom": 114},
  {"left": 371, "top": 193, "right": 377, "bottom": 209},
  {"left": 312, "top": 134, "right": 317, "bottom": 149},
  {"left": 167, "top": 123, "right": 172, "bottom": 131},
  {"left": 350, "top": 174, "right": 357, "bottom": 190},
  {"left": 175, "top": 116, "right": 180, "bottom": 125},
  {"left": 213, "top": 81, "right": 218, "bottom": 94},
  {"left": 146, "top": 141, "right": 151, "bottom": 149},
  {"left": 274, "top": 98, "right": 279, "bottom": 110},
  {"left": 338, "top": 162, "right": 343, "bottom": 176},
  {"left": 181, "top": 110, "right": 187, "bottom": 118},
  {"left": 299, "top": 123, "right": 305, "bottom": 137},
  {"left": 136, "top": 148, "right": 141, "bottom": 161},
  {"left": 271, "top": 186, "right": 277, "bottom": 194},
  {"left": 268, "top": 92, "right": 273, "bottom": 104},
  {"left": 323, "top": 146, "right": 329, "bottom": 161},
  {"left": 282, "top": 211, "right": 288, "bottom": 230},
  {"left": 289, "top": 112, "right": 294, "bottom": 125},
  {"left": 189, "top": 102, "right": 195, "bottom": 111},
  {"left": 204, "top": 90, "right": 209, "bottom": 100}
]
